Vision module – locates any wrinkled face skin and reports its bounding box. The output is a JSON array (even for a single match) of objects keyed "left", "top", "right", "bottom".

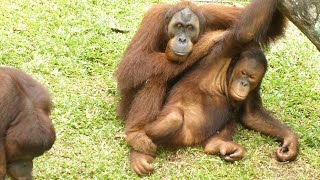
[
  {"left": 166, "top": 8, "right": 200, "bottom": 62},
  {"left": 5, "top": 141, "right": 34, "bottom": 180},
  {"left": 7, "top": 160, "right": 33, "bottom": 180},
  {"left": 228, "top": 57, "right": 266, "bottom": 102}
]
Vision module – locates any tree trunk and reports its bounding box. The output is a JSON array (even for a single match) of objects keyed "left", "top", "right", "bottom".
[{"left": 278, "top": 0, "right": 320, "bottom": 51}]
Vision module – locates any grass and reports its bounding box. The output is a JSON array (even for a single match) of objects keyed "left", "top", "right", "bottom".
[{"left": 0, "top": 0, "right": 319, "bottom": 179}]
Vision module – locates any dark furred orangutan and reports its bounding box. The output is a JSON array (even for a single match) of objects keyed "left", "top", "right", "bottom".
[
  {"left": 115, "top": 0, "right": 287, "bottom": 176},
  {"left": 0, "top": 67, "right": 55, "bottom": 179}
]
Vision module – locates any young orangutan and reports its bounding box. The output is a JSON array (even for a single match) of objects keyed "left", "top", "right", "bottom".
[
  {"left": 147, "top": 42, "right": 267, "bottom": 151},
  {"left": 142, "top": 40, "right": 298, "bottom": 174}
]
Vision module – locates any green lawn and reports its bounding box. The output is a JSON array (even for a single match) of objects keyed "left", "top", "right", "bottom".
[{"left": 0, "top": 0, "right": 319, "bottom": 179}]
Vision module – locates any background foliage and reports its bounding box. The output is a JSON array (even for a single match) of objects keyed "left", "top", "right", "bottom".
[{"left": 0, "top": 0, "right": 319, "bottom": 179}]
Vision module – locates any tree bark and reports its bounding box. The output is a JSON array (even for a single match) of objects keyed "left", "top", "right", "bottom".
[{"left": 278, "top": 0, "right": 320, "bottom": 51}]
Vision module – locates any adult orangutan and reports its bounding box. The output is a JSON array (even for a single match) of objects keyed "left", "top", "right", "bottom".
[
  {"left": 115, "top": 0, "right": 287, "bottom": 176},
  {"left": 116, "top": 2, "right": 245, "bottom": 120},
  {"left": 0, "top": 67, "right": 55, "bottom": 179}
]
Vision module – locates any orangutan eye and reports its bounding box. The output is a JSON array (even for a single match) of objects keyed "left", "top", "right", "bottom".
[
  {"left": 187, "top": 25, "right": 193, "bottom": 31},
  {"left": 176, "top": 23, "right": 182, "bottom": 29}
]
